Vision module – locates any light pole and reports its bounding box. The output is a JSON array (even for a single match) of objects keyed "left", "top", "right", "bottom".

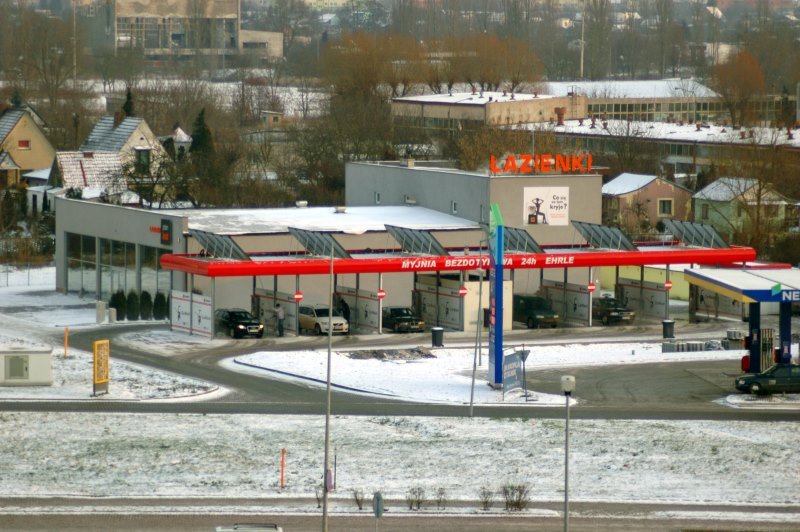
[
  {"left": 322, "top": 239, "right": 334, "bottom": 531},
  {"left": 469, "top": 239, "right": 488, "bottom": 418},
  {"left": 561, "top": 375, "right": 575, "bottom": 532}
]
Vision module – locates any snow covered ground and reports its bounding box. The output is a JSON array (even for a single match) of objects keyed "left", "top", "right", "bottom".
[{"left": 1, "top": 267, "right": 799, "bottom": 524}]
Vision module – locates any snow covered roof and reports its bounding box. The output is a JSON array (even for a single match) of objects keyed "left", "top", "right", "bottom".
[
  {"left": 56, "top": 151, "right": 124, "bottom": 193},
  {"left": 0, "top": 150, "right": 20, "bottom": 170},
  {"left": 393, "top": 91, "right": 560, "bottom": 106},
  {"left": 693, "top": 177, "right": 757, "bottom": 201},
  {"left": 0, "top": 109, "right": 24, "bottom": 143},
  {"left": 162, "top": 206, "right": 482, "bottom": 236},
  {"left": 543, "top": 79, "right": 717, "bottom": 99},
  {"left": 80, "top": 115, "right": 144, "bottom": 152},
  {"left": 173, "top": 127, "right": 191, "bottom": 143},
  {"left": 602, "top": 173, "right": 657, "bottom": 195},
  {"left": 518, "top": 119, "right": 800, "bottom": 148},
  {"left": 23, "top": 167, "right": 51, "bottom": 181}
]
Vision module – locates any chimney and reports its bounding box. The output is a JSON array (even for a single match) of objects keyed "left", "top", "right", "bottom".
[
  {"left": 555, "top": 107, "right": 566, "bottom": 126},
  {"left": 295, "top": 200, "right": 308, "bottom": 208},
  {"left": 334, "top": 206, "right": 347, "bottom": 214},
  {"left": 590, "top": 116, "right": 596, "bottom": 129},
  {"left": 696, "top": 123, "right": 702, "bottom": 131},
  {"left": 578, "top": 118, "right": 584, "bottom": 126},
  {"left": 602, "top": 121, "right": 608, "bottom": 130},
  {"left": 740, "top": 131, "right": 746, "bottom": 139},
  {"left": 83, "top": 151, "right": 94, "bottom": 159}
]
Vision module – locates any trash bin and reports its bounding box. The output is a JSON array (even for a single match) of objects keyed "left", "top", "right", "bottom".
[
  {"left": 662, "top": 319, "right": 675, "bottom": 339},
  {"left": 431, "top": 327, "right": 444, "bottom": 347}
]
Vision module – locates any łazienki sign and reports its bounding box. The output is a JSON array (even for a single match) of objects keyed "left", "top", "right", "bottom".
[{"left": 490, "top": 153, "right": 593, "bottom": 174}]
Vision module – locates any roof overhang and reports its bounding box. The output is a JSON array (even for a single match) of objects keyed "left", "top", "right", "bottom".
[
  {"left": 684, "top": 266, "right": 800, "bottom": 304},
  {"left": 162, "top": 246, "right": 757, "bottom": 278}
]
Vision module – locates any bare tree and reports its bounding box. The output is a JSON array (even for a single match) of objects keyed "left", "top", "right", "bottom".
[{"left": 710, "top": 50, "right": 766, "bottom": 127}]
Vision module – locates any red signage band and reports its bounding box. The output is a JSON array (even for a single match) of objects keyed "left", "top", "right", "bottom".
[
  {"left": 161, "top": 247, "right": 756, "bottom": 278},
  {"left": 490, "top": 153, "right": 593, "bottom": 174}
]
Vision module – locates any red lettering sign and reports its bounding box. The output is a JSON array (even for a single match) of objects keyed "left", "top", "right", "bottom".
[{"left": 490, "top": 153, "right": 593, "bottom": 174}]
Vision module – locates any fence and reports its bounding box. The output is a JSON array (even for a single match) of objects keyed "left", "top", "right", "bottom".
[{"left": 0, "top": 263, "right": 55, "bottom": 288}]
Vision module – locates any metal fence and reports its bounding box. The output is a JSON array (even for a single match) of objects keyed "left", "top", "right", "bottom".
[{"left": 0, "top": 262, "right": 55, "bottom": 288}]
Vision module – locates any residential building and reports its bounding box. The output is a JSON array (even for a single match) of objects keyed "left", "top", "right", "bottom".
[
  {"left": 0, "top": 108, "right": 56, "bottom": 188},
  {"left": 80, "top": 114, "right": 167, "bottom": 174},
  {"left": 693, "top": 177, "right": 799, "bottom": 242},
  {"left": 601, "top": 173, "right": 694, "bottom": 234}
]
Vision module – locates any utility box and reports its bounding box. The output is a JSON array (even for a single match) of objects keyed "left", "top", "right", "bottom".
[{"left": 0, "top": 348, "right": 53, "bottom": 386}]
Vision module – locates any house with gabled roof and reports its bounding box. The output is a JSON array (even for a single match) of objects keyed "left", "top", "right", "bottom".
[
  {"left": 601, "top": 172, "right": 693, "bottom": 233},
  {"left": 693, "top": 177, "right": 800, "bottom": 241},
  {"left": 49, "top": 151, "right": 138, "bottom": 205},
  {"left": 0, "top": 107, "right": 56, "bottom": 188},
  {"left": 80, "top": 113, "right": 167, "bottom": 175}
]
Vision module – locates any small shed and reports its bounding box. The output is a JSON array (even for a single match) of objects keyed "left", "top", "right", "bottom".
[{"left": 0, "top": 347, "right": 52, "bottom": 386}]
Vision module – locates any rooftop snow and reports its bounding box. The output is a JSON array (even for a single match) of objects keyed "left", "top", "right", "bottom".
[
  {"left": 544, "top": 79, "right": 718, "bottom": 99},
  {"left": 393, "top": 91, "right": 559, "bottom": 106},
  {"left": 602, "top": 173, "right": 657, "bottom": 195},
  {"left": 518, "top": 119, "right": 800, "bottom": 148},
  {"left": 162, "top": 206, "right": 482, "bottom": 236}
]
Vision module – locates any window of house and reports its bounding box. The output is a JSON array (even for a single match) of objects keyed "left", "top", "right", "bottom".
[
  {"left": 18, "top": 139, "right": 30, "bottom": 150},
  {"left": 374, "top": 192, "right": 381, "bottom": 205},
  {"left": 701, "top": 204, "right": 709, "bottom": 220},
  {"left": 658, "top": 199, "right": 673, "bottom": 217},
  {"left": 134, "top": 148, "right": 151, "bottom": 173}
]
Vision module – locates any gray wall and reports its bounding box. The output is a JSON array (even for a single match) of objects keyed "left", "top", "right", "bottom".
[
  {"left": 55, "top": 198, "right": 188, "bottom": 294},
  {"left": 346, "top": 162, "right": 490, "bottom": 225}
]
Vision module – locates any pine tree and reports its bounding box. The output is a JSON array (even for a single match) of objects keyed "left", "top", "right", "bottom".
[
  {"left": 122, "top": 87, "right": 134, "bottom": 117},
  {"left": 10, "top": 88, "right": 23, "bottom": 108},
  {"left": 189, "top": 108, "right": 214, "bottom": 157}
]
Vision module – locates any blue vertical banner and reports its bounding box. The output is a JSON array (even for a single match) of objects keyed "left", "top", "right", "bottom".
[{"left": 488, "top": 204, "right": 504, "bottom": 386}]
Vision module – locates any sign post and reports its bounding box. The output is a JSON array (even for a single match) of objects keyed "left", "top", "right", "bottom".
[
  {"left": 488, "top": 204, "right": 505, "bottom": 386},
  {"left": 372, "top": 491, "right": 384, "bottom": 532},
  {"left": 92, "top": 339, "right": 110, "bottom": 397}
]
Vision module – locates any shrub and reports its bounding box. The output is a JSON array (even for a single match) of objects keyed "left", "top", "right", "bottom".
[
  {"left": 109, "top": 290, "right": 126, "bottom": 319},
  {"left": 405, "top": 486, "right": 425, "bottom": 510},
  {"left": 435, "top": 487, "right": 447, "bottom": 510},
  {"left": 478, "top": 486, "right": 494, "bottom": 511},
  {"left": 140, "top": 290, "right": 153, "bottom": 320},
  {"left": 153, "top": 292, "right": 168, "bottom": 320},
  {"left": 351, "top": 488, "right": 364, "bottom": 510},
  {"left": 126, "top": 290, "right": 140, "bottom": 321},
  {"left": 501, "top": 483, "right": 530, "bottom": 512}
]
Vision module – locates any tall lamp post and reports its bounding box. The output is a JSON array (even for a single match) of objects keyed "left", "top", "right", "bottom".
[
  {"left": 561, "top": 375, "right": 576, "bottom": 532},
  {"left": 322, "top": 240, "right": 334, "bottom": 531}
]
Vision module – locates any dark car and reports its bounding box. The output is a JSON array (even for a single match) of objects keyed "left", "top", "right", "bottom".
[
  {"left": 382, "top": 306, "right": 425, "bottom": 333},
  {"left": 214, "top": 308, "right": 264, "bottom": 338},
  {"left": 735, "top": 363, "right": 800, "bottom": 395},
  {"left": 513, "top": 295, "right": 559, "bottom": 328},
  {"left": 592, "top": 295, "right": 636, "bottom": 325}
]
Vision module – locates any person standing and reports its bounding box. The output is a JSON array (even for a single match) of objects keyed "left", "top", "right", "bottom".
[{"left": 275, "top": 303, "right": 285, "bottom": 337}]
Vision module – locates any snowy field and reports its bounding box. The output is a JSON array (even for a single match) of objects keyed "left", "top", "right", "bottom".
[{"left": 0, "top": 267, "right": 799, "bottom": 523}]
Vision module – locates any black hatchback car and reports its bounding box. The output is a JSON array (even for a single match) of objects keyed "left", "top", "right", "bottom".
[
  {"left": 382, "top": 306, "right": 425, "bottom": 333},
  {"left": 214, "top": 308, "right": 264, "bottom": 338},
  {"left": 735, "top": 364, "right": 800, "bottom": 395},
  {"left": 592, "top": 295, "right": 635, "bottom": 325}
]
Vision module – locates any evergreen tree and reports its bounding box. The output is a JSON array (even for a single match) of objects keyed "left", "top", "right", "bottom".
[
  {"left": 153, "top": 292, "right": 168, "bottom": 320},
  {"left": 122, "top": 87, "right": 134, "bottom": 117},
  {"left": 10, "top": 88, "right": 23, "bottom": 108},
  {"left": 189, "top": 108, "right": 214, "bottom": 157},
  {"left": 126, "top": 290, "right": 140, "bottom": 321},
  {"left": 139, "top": 290, "right": 153, "bottom": 320}
]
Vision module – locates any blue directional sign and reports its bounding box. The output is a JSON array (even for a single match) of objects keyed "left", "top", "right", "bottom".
[{"left": 488, "top": 204, "right": 504, "bottom": 386}]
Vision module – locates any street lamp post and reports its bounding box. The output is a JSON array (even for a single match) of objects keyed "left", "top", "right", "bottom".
[{"left": 561, "top": 375, "right": 576, "bottom": 532}]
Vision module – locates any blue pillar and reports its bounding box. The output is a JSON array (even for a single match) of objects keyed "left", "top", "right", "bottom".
[
  {"left": 779, "top": 302, "right": 792, "bottom": 363},
  {"left": 748, "top": 302, "right": 761, "bottom": 373}
]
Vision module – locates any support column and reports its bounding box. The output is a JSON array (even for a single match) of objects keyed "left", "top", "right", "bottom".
[
  {"left": 95, "top": 236, "right": 102, "bottom": 299},
  {"left": 562, "top": 268, "right": 568, "bottom": 322},
  {"left": 665, "top": 266, "right": 671, "bottom": 320},
  {"left": 639, "top": 265, "right": 644, "bottom": 313},
  {"left": 355, "top": 273, "right": 361, "bottom": 331},
  {"left": 436, "top": 271, "right": 441, "bottom": 326},
  {"left": 295, "top": 275, "right": 300, "bottom": 335},
  {"left": 378, "top": 273, "right": 383, "bottom": 334},
  {"left": 135, "top": 243, "right": 142, "bottom": 294},
  {"left": 211, "top": 278, "right": 216, "bottom": 336},
  {"left": 779, "top": 302, "right": 792, "bottom": 363},
  {"left": 459, "top": 270, "right": 464, "bottom": 331},
  {"left": 189, "top": 273, "right": 194, "bottom": 336},
  {"left": 748, "top": 302, "right": 762, "bottom": 373}
]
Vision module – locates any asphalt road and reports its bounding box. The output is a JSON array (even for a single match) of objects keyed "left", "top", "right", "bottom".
[{"left": 4, "top": 319, "right": 794, "bottom": 422}]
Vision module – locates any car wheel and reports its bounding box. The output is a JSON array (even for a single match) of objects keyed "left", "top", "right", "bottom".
[
  {"left": 551, "top": 323, "right": 557, "bottom": 329},
  {"left": 750, "top": 383, "right": 761, "bottom": 395},
  {"left": 315, "top": 324, "right": 322, "bottom": 335},
  {"left": 256, "top": 332, "right": 263, "bottom": 339}
]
